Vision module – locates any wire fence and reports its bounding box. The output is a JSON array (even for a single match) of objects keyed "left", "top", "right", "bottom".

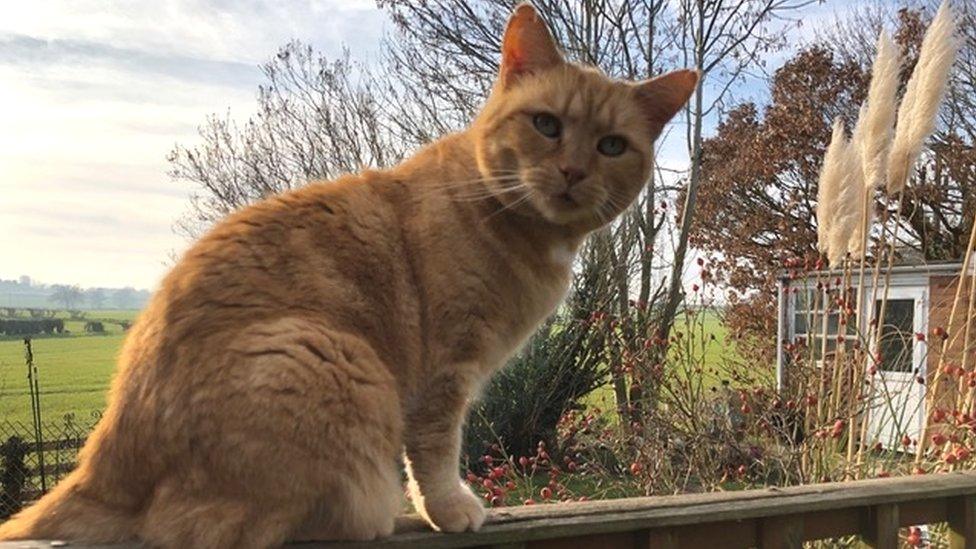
[
  {"left": 0, "top": 411, "right": 101, "bottom": 519},
  {"left": 0, "top": 337, "right": 105, "bottom": 519}
]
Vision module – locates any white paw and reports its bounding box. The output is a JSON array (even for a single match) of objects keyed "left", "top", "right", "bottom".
[{"left": 418, "top": 482, "right": 486, "bottom": 533}]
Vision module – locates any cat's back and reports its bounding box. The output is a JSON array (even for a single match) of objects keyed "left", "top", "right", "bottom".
[{"left": 121, "top": 171, "right": 420, "bottom": 381}]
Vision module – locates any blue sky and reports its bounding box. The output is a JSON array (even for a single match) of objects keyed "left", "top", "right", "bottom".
[{"left": 0, "top": 0, "right": 879, "bottom": 290}]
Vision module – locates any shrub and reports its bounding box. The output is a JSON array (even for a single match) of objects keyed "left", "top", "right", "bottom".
[
  {"left": 0, "top": 436, "right": 27, "bottom": 518},
  {"left": 0, "top": 319, "right": 64, "bottom": 336},
  {"left": 463, "top": 266, "right": 609, "bottom": 464}
]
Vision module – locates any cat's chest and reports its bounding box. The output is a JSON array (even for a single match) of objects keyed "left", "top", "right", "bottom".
[
  {"left": 501, "top": 243, "right": 575, "bottom": 332},
  {"left": 548, "top": 241, "right": 576, "bottom": 270}
]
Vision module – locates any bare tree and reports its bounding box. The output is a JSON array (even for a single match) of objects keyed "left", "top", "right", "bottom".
[
  {"left": 113, "top": 287, "right": 138, "bottom": 310},
  {"left": 654, "top": 0, "right": 814, "bottom": 354},
  {"left": 169, "top": 0, "right": 812, "bottom": 418},
  {"left": 86, "top": 288, "right": 107, "bottom": 309},
  {"left": 168, "top": 45, "right": 415, "bottom": 237},
  {"left": 49, "top": 285, "right": 83, "bottom": 310},
  {"left": 816, "top": 1, "right": 976, "bottom": 260}
]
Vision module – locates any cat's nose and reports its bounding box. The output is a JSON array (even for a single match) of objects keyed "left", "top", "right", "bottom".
[{"left": 560, "top": 166, "right": 586, "bottom": 187}]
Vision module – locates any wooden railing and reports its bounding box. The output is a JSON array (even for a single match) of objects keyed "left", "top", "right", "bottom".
[{"left": 4, "top": 472, "right": 976, "bottom": 548}]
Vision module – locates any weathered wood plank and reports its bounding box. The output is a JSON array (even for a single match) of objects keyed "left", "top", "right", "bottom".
[
  {"left": 860, "top": 503, "right": 898, "bottom": 549},
  {"left": 2, "top": 472, "right": 976, "bottom": 549},
  {"left": 527, "top": 531, "right": 637, "bottom": 548},
  {"left": 670, "top": 520, "right": 756, "bottom": 548},
  {"left": 759, "top": 515, "right": 803, "bottom": 549},
  {"left": 802, "top": 508, "right": 861, "bottom": 540},
  {"left": 644, "top": 527, "right": 679, "bottom": 549},
  {"left": 901, "top": 498, "right": 946, "bottom": 527},
  {"left": 948, "top": 495, "right": 976, "bottom": 549},
  {"left": 641, "top": 521, "right": 757, "bottom": 549}
]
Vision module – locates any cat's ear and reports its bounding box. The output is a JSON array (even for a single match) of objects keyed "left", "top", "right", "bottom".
[
  {"left": 500, "top": 3, "right": 563, "bottom": 87},
  {"left": 633, "top": 69, "right": 699, "bottom": 136}
]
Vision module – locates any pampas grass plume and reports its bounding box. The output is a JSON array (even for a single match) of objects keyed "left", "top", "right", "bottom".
[
  {"left": 861, "top": 31, "right": 901, "bottom": 193},
  {"left": 848, "top": 105, "right": 871, "bottom": 258},
  {"left": 817, "top": 118, "right": 846, "bottom": 259},
  {"left": 887, "top": 0, "right": 960, "bottom": 193}
]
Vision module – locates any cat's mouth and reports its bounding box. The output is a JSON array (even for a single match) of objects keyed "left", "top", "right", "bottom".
[
  {"left": 536, "top": 188, "right": 600, "bottom": 222},
  {"left": 551, "top": 191, "right": 579, "bottom": 207}
]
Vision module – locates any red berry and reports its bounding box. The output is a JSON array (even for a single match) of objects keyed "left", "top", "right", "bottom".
[
  {"left": 629, "top": 462, "right": 643, "bottom": 475},
  {"left": 540, "top": 486, "right": 552, "bottom": 500},
  {"left": 523, "top": 498, "right": 536, "bottom": 505},
  {"left": 932, "top": 433, "right": 948, "bottom": 446},
  {"left": 518, "top": 456, "right": 529, "bottom": 468},
  {"left": 466, "top": 472, "right": 478, "bottom": 483},
  {"left": 482, "top": 478, "right": 494, "bottom": 489},
  {"left": 956, "top": 447, "right": 971, "bottom": 461},
  {"left": 907, "top": 526, "right": 922, "bottom": 546}
]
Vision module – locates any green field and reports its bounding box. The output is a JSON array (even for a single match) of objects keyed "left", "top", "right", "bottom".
[
  {"left": 585, "top": 309, "right": 741, "bottom": 412},
  {"left": 0, "top": 308, "right": 740, "bottom": 427},
  {"left": 0, "top": 310, "right": 139, "bottom": 426}
]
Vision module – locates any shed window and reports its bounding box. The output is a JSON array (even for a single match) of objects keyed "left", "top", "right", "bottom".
[
  {"left": 875, "top": 298, "right": 915, "bottom": 373},
  {"left": 792, "top": 287, "right": 857, "bottom": 361}
]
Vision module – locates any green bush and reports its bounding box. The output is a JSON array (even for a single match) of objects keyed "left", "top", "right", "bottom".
[
  {"left": 84, "top": 321, "right": 105, "bottom": 333},
  {"left": 463, "top": 270, "right": 608, "bottom": 464}
]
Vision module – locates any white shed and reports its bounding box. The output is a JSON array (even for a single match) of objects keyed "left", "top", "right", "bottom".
[{"left": 776, "top": 261, "right": 973, "bottom": 448}]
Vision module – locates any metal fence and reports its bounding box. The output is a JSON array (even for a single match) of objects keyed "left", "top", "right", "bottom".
[{"left": 0, "top": 412, "right": 100, "bottom": 518}]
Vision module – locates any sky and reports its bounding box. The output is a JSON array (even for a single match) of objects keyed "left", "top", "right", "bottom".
[
  {"left": 0, "top": 0, "right": 387, "bottom": 289},
  {"left": 0, "top": 0, "right": 878, "bottom": 290}
]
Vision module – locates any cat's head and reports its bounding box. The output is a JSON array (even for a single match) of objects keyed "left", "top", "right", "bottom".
[{"left": 473, "top": 3, "right": 697, "bottom": 230}]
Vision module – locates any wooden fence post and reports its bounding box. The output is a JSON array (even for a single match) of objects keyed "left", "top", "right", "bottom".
[
  {"left": 861, "top": 503, "right": 898, "bottom": 549},
  {"left": 645, "top": 528, "right": 679, "bottom": 549},
  {"left": 759, "top": 515, "right": 803, "bottom": 549},
  {"left": 949, "top": 496, "right": 976, "bottom": 549}
]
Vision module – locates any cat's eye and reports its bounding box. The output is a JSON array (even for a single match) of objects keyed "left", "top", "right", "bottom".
[
  {"left": 532, "top": 113, "right": 562, "bottom": 138},
  {"left": 597, "top": 135, "right": 627, "bottom": 157}
]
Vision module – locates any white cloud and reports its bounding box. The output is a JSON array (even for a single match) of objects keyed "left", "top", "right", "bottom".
[{"left": 0, "top": 0, "right": 388, "bottom": 290}]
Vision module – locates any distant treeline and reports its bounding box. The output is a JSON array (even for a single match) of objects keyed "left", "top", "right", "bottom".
[
  {"left": 0, "top": 277, "right": 150, "bottom": 310},
  {"left": 0, "top": 319, "right": 65, "bottom": 336}
]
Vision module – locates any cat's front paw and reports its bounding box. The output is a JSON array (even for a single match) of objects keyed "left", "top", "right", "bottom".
[{"left": 418, "top": 482, "right": 486, "bottom": 533}]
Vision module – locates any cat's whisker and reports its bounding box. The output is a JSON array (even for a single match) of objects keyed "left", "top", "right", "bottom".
[
  {"left": 448, "top": 183, "right": 529, "bottom": 202},
  {"left": 416, "top": 175, "right": 524, "bottom": 196},
  {"left": 480, "top": 191, "right": 533, "bottom": 222}
]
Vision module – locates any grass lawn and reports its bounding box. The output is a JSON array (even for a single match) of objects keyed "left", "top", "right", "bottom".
[
  {"left": 585, "top": 309, "right": 741, "bottom": 413},
  {"left": 0, "top": 307, "right": 746, "bottom": 427},
  {"left": 0, "top": 310, "right": 139, "bottom": 426}
]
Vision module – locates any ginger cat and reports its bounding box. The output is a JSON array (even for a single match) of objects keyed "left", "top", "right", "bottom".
[{"left": 0, "top": 4, "right": 696, "bottom": 547}]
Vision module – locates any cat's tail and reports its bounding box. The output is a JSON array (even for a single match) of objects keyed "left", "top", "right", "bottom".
[{"left": 0, "top": 469, "right": 137, "bottom": 543}]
